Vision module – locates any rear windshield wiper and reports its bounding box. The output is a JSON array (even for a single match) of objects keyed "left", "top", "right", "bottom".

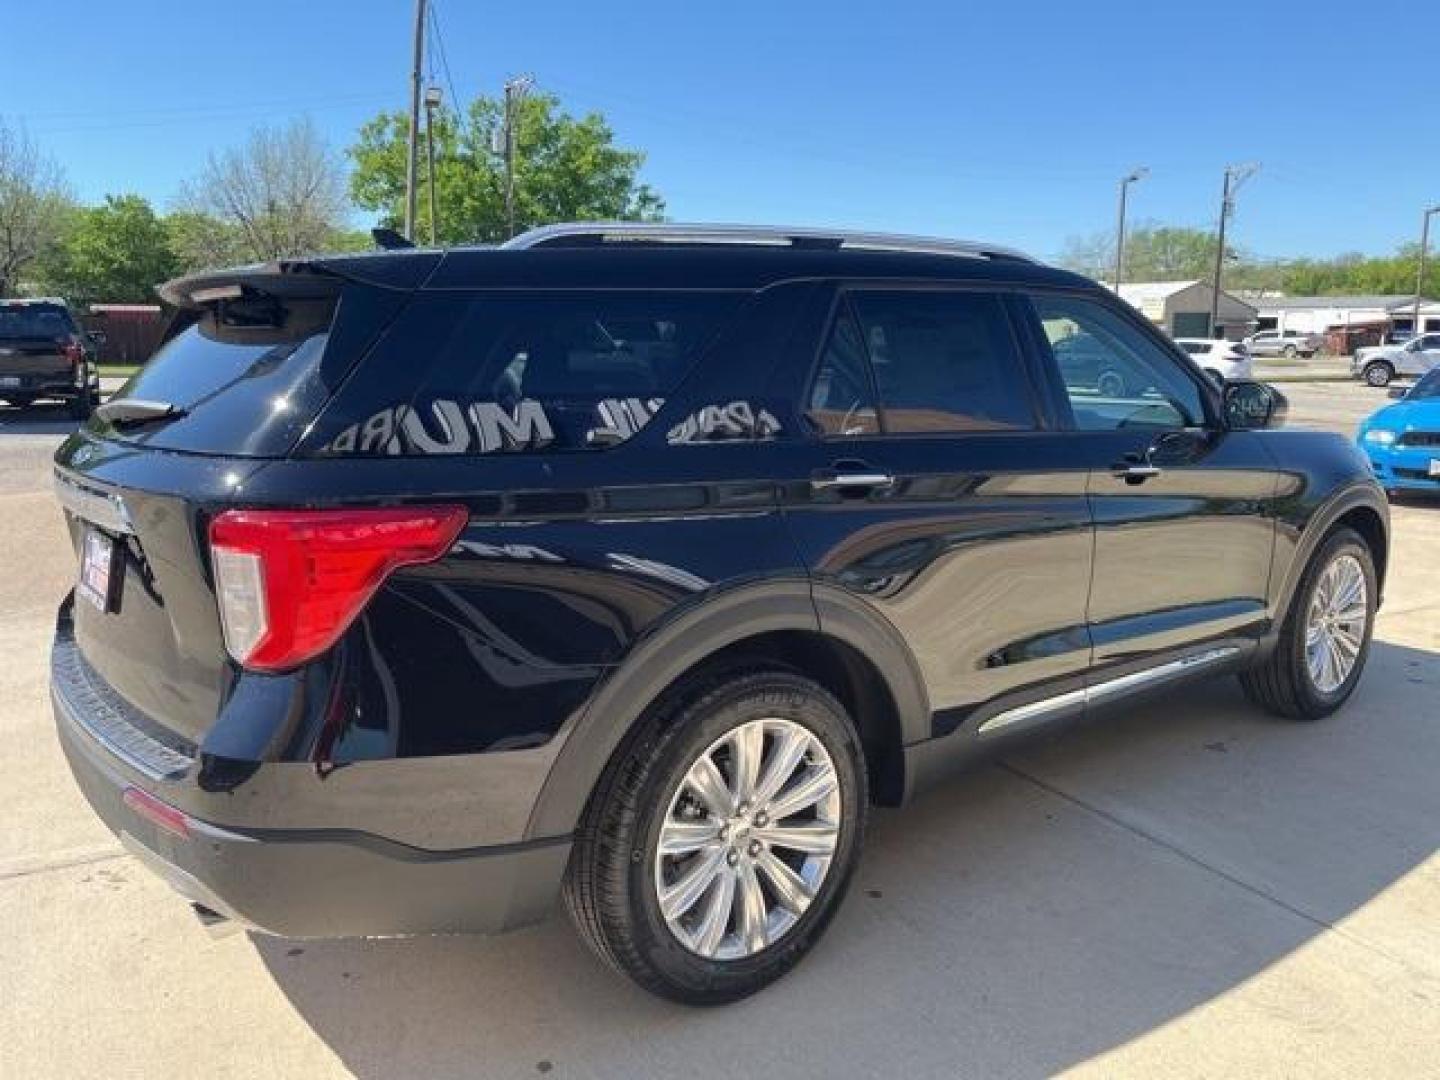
[{"left": 93, "top": 398, "right": 189, "bottom": 429}]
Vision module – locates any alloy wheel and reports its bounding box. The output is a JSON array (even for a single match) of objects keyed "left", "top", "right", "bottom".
[
  {"left": 1304, "top": 553, "right": 1368, "bottom": 693},
  {"left": 654, "top": 717, "right": 841, "bottom": 961}
]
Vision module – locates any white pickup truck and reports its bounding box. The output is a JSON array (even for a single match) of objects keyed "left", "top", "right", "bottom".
[{"left": 1352, "top": 333, "right": 1440, "bottom": 387}]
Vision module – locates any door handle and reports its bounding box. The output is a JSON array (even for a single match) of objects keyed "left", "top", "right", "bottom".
[
  {"left": 811, "top": 467, "right": 895, "bottom": 493},
  {"left": 1111, "top": 462, "right": 1162, "bottom": 483}
]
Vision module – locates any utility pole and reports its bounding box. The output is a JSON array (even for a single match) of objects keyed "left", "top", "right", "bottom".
[
  {"left": 424, "top": 86, "right": 442, "bottom": 245},
  {"left": 503, "top": 75, "right": 534, "bottom": 239},
  {"left": 403, "top": 0, "right": 427, "bottom": 241},
  {"left": 1113, "top": 167, "right": 1148, "bottom": 291},
  {"left": 1413, "top": 205, "right": 1440, "bottom": 338},
  {"left": 1209, "top": 162, "right": 1260, "bottom": 337}
]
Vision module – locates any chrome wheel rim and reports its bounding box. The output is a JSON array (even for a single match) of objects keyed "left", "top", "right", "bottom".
[
  {"left": 1304, "top": 553, "right": 1368, "bottom": 693},
  {"left": 654, "top": 718, "right": 841, "bottom": 961}
]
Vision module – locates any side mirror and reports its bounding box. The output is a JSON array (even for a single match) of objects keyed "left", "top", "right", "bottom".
[
  {"left": 1223, "top": 380, "right": 1287, "bottom": 430},
  {"left": 1388, "top": 387, "right": 1408, "bottom": 400},
  {"left": 86, "top": 330, "right": 107, "bottom": 346}
]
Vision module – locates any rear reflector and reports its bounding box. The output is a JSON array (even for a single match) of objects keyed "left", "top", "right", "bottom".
[
  {"left": 209, "top": 506, "right": 468, "bottom": 672},
  {"left": 123, "top": 786, "right": 191, "bottom": 839}
]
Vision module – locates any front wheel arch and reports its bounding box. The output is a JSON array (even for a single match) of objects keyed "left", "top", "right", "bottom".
[{"left": 1264, "top": 485, "right": 1388, "bottom": 654}]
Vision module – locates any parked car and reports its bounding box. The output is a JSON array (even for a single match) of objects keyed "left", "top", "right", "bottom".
[
  {"left": 0, "top": 298, "right": 102, "bottom": 418},
  {"left": 51, "top": 222, "right": 1388, "bottom": 1004},
  {"left": 1356, "top": 366, "right": 1440, "bottom": 496},
  {"left": 1174, "top": 337, "right": 1253, "bottom": 383},
  {"left": 1244, "top": 329, "right": 1321, "bottom": 359},
  {"left": 1051, "top": 331, "right": 1132, "bottom": 396},
  {"left": 1352, "top": 332, "right": 1440, "bottom": 387}
]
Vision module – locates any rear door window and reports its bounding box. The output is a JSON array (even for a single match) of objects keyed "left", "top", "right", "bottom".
[
  {"left": 315, "top": 291, "right": 742, "bottom": 456},
  {"left": 850, "top": 290, "right": 1038, "bottom": 433}
]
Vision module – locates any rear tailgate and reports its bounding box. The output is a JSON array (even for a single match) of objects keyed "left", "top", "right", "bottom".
[
  {"left": 52, "top": 264, "right": 419, "bottom": 746},
  {"left": 0, "top": 302, "right": 76, "bottom": 383}
]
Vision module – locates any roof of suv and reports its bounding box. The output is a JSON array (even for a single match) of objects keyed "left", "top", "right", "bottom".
[{"left": 160, "top": 222, "right": 1098, "bottom": 306}]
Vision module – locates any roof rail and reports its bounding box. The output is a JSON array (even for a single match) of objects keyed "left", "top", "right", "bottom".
[{"left": 501, "top": 222, "right": 1038, "bottom": 263}]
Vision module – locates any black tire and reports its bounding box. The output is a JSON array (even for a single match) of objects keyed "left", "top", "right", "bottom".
[
  {"left": 1283, "top": 343, "right": 1298, "bottom": 358},
  {"left": 1096, "top": 368, "right": 1127, "bottom": 397},
  {"left": 69, "top": 384, "right": 94, "bottom": 421},
  {"left": 563, "top": 667, "right": 868, "bottom": 1005},
  {"left": 1363, "top": 361, "right": 1393, "bottom": 387},
  {"left": 1239, "top": 527, "right": 1376, "bottom": 721}
]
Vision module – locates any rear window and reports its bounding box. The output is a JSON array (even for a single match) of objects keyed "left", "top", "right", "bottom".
[
  {"left": 0, "top": 303, "right": 76, "bottom": 339},
  {"left": 314, "top": 291, "right": 742, "bottom": 456},
  {"left": 95, "top": 292, "right": 341, "bottom": 457}
]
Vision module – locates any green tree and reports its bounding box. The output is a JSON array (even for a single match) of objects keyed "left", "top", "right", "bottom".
[
  {"left": 164, "top": 210, "right": 249, "bottom": 273},
  {"left": 1061, "top": 224, "right": 1229, "bottom": 283},
  {"left": 46, "top": 195, "right": 179, "bottom": 304},
  {"left": 349, "top": 91, "right": 664, "bottom": 244}
]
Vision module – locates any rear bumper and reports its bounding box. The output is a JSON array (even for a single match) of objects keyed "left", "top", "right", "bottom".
[
  {"left": 0, "top": 368, "right": 95, "bottom": 398},
  {"left": 53, "top": 672, "right": 571, "bottom": 939}
]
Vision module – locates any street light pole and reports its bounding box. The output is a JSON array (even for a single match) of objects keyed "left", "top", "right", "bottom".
[
  {"left": 424, "top": 86, "right": 442, "bottom": 246},
  {"left": 503, "top": 75, "right": 534, "bottom": 239},
  {"left": 1413, "top": 205, "right": 1440, "bottom": 337},
  {"left": 403, "top": 0, "right": 427, "bottom": 242},
  {"left": 1209, "top": 162, "right": 1259, "bottom": 337},
  {"left": 1113, "top": 167, "right": 1148, "bottom": 291}
]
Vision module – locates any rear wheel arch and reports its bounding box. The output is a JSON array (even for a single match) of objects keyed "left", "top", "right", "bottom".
[{"left": 525, "top": 582, "right": 926, "bottom": 839}]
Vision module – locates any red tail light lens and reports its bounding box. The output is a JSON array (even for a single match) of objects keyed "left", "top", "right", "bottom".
[
  {"left": 209, "top": 506, "right": 468, "bottom": 672},
  {"left": 63, "top": 339, "right": 84, "bottom": 366},
  {"left": 123, "top": 785, "right": 191, "bottom": 839}
]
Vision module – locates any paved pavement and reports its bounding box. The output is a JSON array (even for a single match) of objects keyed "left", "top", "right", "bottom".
[{"left": 1, "top": 385, "right": 1437, "bottom": 1079}]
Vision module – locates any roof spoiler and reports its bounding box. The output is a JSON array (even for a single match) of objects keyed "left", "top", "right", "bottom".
[
  {"left": 157, "top": 260, "right": 343, "bottom": 310},
  {"left": 158, "top": 249, "right": 444, "bottom": 309}
]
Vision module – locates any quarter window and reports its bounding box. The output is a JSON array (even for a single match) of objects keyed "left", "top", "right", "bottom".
[
  {"left": 316, "top": 292, "right": 741, "bottom": 456},
  {"left": 1029, "top": 294, "right": 1205, "bottom": 431}
]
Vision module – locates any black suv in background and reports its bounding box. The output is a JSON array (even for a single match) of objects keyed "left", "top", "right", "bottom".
[
  {"left": 0, "top": 298, "right": 101, "bottom": 417},
  {"left": 51, "top": 223, "right": 1387, "bottom": 1004}
]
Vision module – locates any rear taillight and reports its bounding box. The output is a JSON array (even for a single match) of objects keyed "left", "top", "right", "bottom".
[
  {"left": 209, "top": 506, "right": 468, "bottom": 672},
  {"left": 62, "top": 338, "right": 84, "bottom": 366}
]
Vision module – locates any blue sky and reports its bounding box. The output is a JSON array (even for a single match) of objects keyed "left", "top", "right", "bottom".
[{"left": 5, "top": 0, "right": 1435, "bottom": 261}]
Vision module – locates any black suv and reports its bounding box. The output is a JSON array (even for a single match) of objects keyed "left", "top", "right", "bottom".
[
  {"left": 52, "top": 223, "right": 1387, "bottom": 1004},
  {"left": 0, "top": 298, "right": 101, "bottom": 418}
]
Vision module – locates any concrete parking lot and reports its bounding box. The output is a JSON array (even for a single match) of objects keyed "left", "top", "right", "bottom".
[{"left": 2, "top": 381, "right": 1437, "bottom": 1078}]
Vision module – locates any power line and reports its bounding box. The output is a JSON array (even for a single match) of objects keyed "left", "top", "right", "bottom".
[{"left": 428, "top": 0, "right": 463, "bottom": 115}]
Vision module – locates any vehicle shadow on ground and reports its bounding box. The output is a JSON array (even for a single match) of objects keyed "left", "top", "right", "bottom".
[{"left": 256, "top": 638, "right": 1440, "bottom": 1079}]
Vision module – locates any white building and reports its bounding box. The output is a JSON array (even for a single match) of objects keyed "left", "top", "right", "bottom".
[
  {"left": 1110, "top": 281, "right": 1259, "bottom": 340},
  {"left": 1249, "top": 295, "right": 1440, "bottom": 337}
]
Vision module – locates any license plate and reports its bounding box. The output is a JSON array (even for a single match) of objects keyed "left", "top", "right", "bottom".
[
  {"left": 0, "top": 376, "right": 19, "bottom": 388},
  {"left": 1430, "top": 460, "right": 1440, "bottom": 478},
  {"left": 78, "top": 528, "right": 118, "bottom": 612}
]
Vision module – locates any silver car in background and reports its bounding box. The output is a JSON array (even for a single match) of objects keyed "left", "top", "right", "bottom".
[
  {"left": 1245, "top": 329, "right": 1322, "bottom": 358},
  {"left": 1352, "top": 333, "right": 1440, "bottom": 387}
]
